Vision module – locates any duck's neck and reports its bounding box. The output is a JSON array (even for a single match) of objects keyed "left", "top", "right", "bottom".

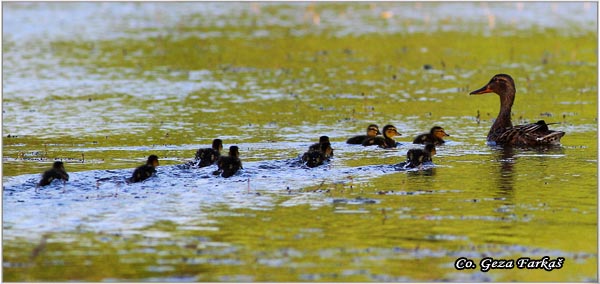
[{"left": 489, "top": 90, "right": 515, "bottom": 137}]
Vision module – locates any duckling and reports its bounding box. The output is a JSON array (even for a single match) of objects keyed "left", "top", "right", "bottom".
[
  {"left": 130, "top": 155, "right": 159, "bottom": 183},
  {"left": 470, "top": 74, "right": 565, "bottom": 146},
  {"left": 38, "top": 161, "right": 69, "bottom": 187},
  {"left": 362, "top": 124, "right": 401, "bottom": 148},
  {"left": 308, "top": 136, "right": 334, "bottom": 158},
  {"left": 213, "top": 146, "right": 243, "bottom": 178},
  {"left": 346, "top": 124, "right": 380, "bottom": 144},
  {"left": 396, "top": 144, "right": 436, "bottom": 170},
  {"left": 413, "top": 126, "right": 450, "bottom": 145},
  {"left": 194, "top": 138, "right": 223, "bottom": 167},
  {"left": 302, "top": 142, "right": 333, "bottom": 168}
]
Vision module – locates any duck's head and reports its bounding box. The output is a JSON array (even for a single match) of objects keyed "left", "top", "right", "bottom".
[
  {"left": 147, "top": 155, "right": 159, "bottom": 167},
  {"left": 52, "top": 161, "right": 65, "bottom": 170},
  {"left": 229, "top": 146, "right": 240, "bottom": 158},
  {"left": 320, "top": 142, "right": 333, "bottom": 156},
  {"left": 212, "top": 139, "right": 223, "bottom": 152},
  {"left": 430, "top": 126, "right": 449, "bottom": 139},
  {"left": 366, "top": 124, "right": 381, "bottom": 137},
  {"left": 318, "top": 136, "right": 330, "bottom": 144},
  {"left": 425, "top": 144, "right": 436, "bottom": 156},
  {"left": 470, "top": 74, "right": 515, "bottom": 97},
  {"left": 382, "top": 124, "right": 401, "bottom": 138}
]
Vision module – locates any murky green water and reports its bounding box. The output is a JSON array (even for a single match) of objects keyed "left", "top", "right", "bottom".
[{"left": 2, "top": 2, "right": 597, "bottom": 282}]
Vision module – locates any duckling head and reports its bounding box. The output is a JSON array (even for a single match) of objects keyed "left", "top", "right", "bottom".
[
  {"left": 366, "top": 124, "right": 381, "bottom": 137},
  {"left": 431, "top": 126, "right": 449, "bottom": 139},
  {"left": 229, "top": 146, "right": 240, "bottom": 158},
  {"left": 212, "top": 139, "right": 223, "bottom": 152},
  {"left": 53, "top": 161, "right": 65, "bottom": 170},
  {"left": 318, "top": 136, "right": 330, "bottom": 144},
  {"left": 382, "top": 124, "right": 401, "bottom": 138},
  {"left": 147, "top": 155, "right": 159, "bottom": 167}
]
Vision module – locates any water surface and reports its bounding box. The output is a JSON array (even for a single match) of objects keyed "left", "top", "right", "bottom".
[{"left": 2, "top": 2, "right": 597, "bottom": 282}]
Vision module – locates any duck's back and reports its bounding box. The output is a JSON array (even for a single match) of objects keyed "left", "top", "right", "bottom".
[
  {"left": 492, "top": 120, "right": 565, "bottom": 146},
  {"left": 301, "top": 150, "right": 325, "bottom": 167},
  {"left": 218, "top": 156, "right": 242, "bottom": 178},
  {"left": 130, "top": 165, "right": 156, "bottom": 182},
  {"left": 39, "top": 168, "right": 69, "bottom": 186},
  {"left": 413, "top": 134, "right": 444, "bottom": 145},
  {"left": 195, "top": 148, "right": 220, "bottom": 167},
  {"left": 347, "top": 135, "right": 369, "bottom": 144}
]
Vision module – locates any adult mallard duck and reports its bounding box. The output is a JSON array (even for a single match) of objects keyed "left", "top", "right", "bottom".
[
  {"left": 38, "top": 161, "right": 69, "bottom": 187},
  {"left": 362, "top": 124, "right": 401, "bottom": 148},
  {"left": 470, "top": 74, "right": 565, "bottom": 146},
  {"left": 413, "top": 126, "right": 449, "bottom": 145},
  {"left": 194, "top": 138, "right": 223, "bottom": 167},
  {"left": 130, "top": 155, "right": 159, "bottom": 183},
  {"left": 308, "top": 135, "right": 334, "bottom": 158},
  {"left": 302, "top": 141, "right": 333, "bottom": 168},
  {"left": 346, "top": 124, "right": 380, "bottom": 144},
  {"left": 213, "top": 146, "right": 243, "bottom": 178},
  {"left": 395, "top": 144, "right": 436, "bottom": 170}
]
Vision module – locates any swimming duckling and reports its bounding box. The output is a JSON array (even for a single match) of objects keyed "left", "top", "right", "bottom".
[
  {"left": 346, "top": 124, "right": 380, "bottom": 144},
  {"left": 413, "top": 126, "right": 450, "bottom": 145},
  {"left": 194, "top": 139, "right": 223, "bottom": 167},
  {"left": 308, "top": 136, "right": 334, "bottom": 158},
  {"left": 396, "top": 144, "right": 436, "bottom": 170},
  {"left": 38, "top": 161, "right": 69, "bottom": 187},
  {"left": 130, "top": 155, "right": 159, "bottom": 183},
  {"left": 362, "top": 124, "right": 401, "bottom": 148},
  {"left": 302, "top": 142, "right": 333, "bottom": 168},
  {"left": 213, "top": 146, "right": 243, "bottom": 178}
]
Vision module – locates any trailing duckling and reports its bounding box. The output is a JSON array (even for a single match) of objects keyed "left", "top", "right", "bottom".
[
  {"left": 362, "top": 124, "right": 401, "bottom": 148},
  {"left": 302, "top": 142, "right": 333, "bottom": 168},
  {"left": 347, "top": 124, "right": 380, "bottom": 144},
  {"left": 308, "top": 135, "right": 334, "bottom": 158},
  {"left": 194, "top": 138, "right": 223, "bottom": 167},
  {"left": 130, "top": 155, "right": 159, "bottom": 183},
  {"left": 213, "top": 146, "right": 243, "bottom": 178},
  {"left": 395, "top": 144, "right": 436, "bottom": 170},
  {"left": 413, "top": 126, "right": 450, "bottom": 145},
  {"left": 38, "top": 161, "right": 69, "bottom": 187}
]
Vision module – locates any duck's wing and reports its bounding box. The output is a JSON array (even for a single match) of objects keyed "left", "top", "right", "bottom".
[{"left": 496, "top": 120, "right": 565, "bottom": 146}]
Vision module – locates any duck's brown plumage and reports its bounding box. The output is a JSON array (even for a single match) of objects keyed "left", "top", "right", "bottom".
[
  {"left": 38, "top": 161, "right": 69, "bottom": 186},
  {"left": 213, "top": 146, "right": 242, "bottom": 178},
  {"left": 302, "top": 141, "right": 333, "bottom": 167},
  {"left": 130, "top": 155, "right": 159, "bottom": 183},
  {"left": 413, "top": 126, "right": 449, "bottom": 145},
  {"left": 308, "top": 136, "right": 334, "bottom": 158},
  {"left": 470, "top": 74, "right": 565, "bottom": 146},
  {"left": 194, "top": 139, "right": 223, "bottom": 167}
]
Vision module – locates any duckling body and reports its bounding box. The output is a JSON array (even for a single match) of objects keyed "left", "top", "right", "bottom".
[
  {"left": 347, "top": 124, "right": 380, "bottom": 144},
  {"left": 395, "top": 144, "right": 436, "bottom": 170},
  {"left": 213, "top": 146, "right": 242, "bottom": 178},
  {"left": 470, "top": 74, "right": 565, "bottom": 146},
  {"left": 194, "top": 139, "right": 223, "bottom": 167},
  {"left": 130, "top": 155, "right": 159, "bottom": 183},
  {"left": 362, "top": 124, "right": 401, "bottom": 148},
  {"left": 302, "top": 142, "right": 333, "bottom": 167},
  {"left": 413, "top": 126, "right": 449, "bottom": 145},
  {"left": 308, "top": 136, "right": 334, "bottom": 158},
  {"left": 38, "top": 161, "right": 69, "bottom": 186}
]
